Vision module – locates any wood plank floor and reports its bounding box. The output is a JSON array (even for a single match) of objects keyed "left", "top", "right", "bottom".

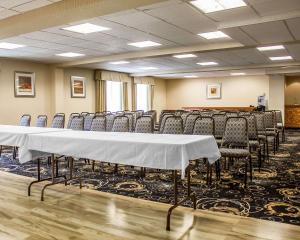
[{"left": 0, "top": 171, "right": 299, "bottom": 240}]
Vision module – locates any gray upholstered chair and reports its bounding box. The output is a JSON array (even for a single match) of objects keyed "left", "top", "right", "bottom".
[
  {"left": 219, "top": 117, "right": 252, "bottom": 186},
  {"left": 160, "top": 116, "right": 183, "bottom": 134},
  {"left": 51, "top": 113, "right": 65, "bottom": 128},
  {"left": 193, "top": 116, "right": 215, "bottom": 136},
  {"left": 200, "top": 111, "right": 213, "bottom": 117},
  {"left": 253, "top": 112, "right": 269, "bottom": 159},
  {"left": 36, "top": 115, "right": 47, "bottom": 127},
  {"left": 112, "top": 116, "right": 130, "bottom": 132},
  {"left": 212, "top": 113, "right": 227, "bottom": 145},
  {"left": 134, "top": 116, "right": 154, "bottom": 133},
  {"left": 67, "top": 113, "right": 80, "bottom": 129},
  {"left": 159, "top": 113, "right": 174, "bottom": 133},
  {"left": 90, "top": 115, "right": 106, "bottom": 132},
  {"left": 69, "top": 116, "right": 84, "bottom": 130},
  {"left": 275, "top": 110, "right": 285, "bottom": 142},
  {"left": 105, "top": 114, "right": 115, "bottom": 132},
  {"left": 183, "top": 113, "right": 200, "bottom": 134},
  {"left": 125, "top": 113, "right": 135, "bottom": 132},
  {"left": 181, "top": 112, "right": 192, "bottom": 125},
  {"left": 264, "top": 111, "right": 279, "bottom": 155},
  {"left": 20, "top": 114, "right": 31, "bottom": 126},
  {"left": 83, "top": 113, "right": 95, "bottom": 131},
  {"left": 225, "top": 111, "right": 239, "bottom": 117}
]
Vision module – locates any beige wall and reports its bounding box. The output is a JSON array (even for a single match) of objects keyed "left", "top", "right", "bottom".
[
  {"left": 153, "top": 78, "right": 167, "bottom": 117},
  {"left": 166, "top": 75, "right": 270, "bottom": 109},
  {"left": 0, "top": 58, "right": 52, "bottom": 125},
  {"left": 285, "top": 76, "right": 300, "bottom": 105}
]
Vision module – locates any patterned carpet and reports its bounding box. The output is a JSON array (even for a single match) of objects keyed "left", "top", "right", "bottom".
[{"left": 0, "top": 129, "right": 300, "bottom": 226}]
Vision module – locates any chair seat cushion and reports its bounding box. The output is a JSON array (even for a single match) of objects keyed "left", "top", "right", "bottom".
[
  {"left": 249, "top": 140, "right": 260, "bottom": 147},
  {"left": 220, "top": 148, "right": 250, "bottom": 158}
]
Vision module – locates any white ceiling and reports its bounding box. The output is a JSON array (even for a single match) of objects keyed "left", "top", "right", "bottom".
[
  {"left": 0, "top": 0, "right": 300, "bottom": 77},
  {"left": 0, "top": 0, "right": 62, "bottom": 20}
]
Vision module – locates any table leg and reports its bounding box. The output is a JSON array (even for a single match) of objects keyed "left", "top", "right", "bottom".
[{"left": 166, "top": 165, "right": 196, "bottom": 231}]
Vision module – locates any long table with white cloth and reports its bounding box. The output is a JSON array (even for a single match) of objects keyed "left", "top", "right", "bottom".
[{"left": 0, "top": 125, "right": 221, "bottom": 231}]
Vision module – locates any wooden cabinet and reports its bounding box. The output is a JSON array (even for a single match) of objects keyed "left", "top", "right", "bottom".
[{"left": 285, "top": 105, "right": 300, "bottom": 128}]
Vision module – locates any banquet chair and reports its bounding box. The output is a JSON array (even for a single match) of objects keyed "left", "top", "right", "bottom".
[
  {"left": 183, "top": 113, "right": 200, "bottom": 134},
  {"left": 212, "top": 113, "right": 227, "bottom": 146},
  {"left": 20, "top": 114, "right": 31, "bottom": 126},
  {"left": 225, "top": 111, "right": 239, "bottom": 117},
  {"left": 200, "top": 111, "right": 213, "bottom": 117},
  {"left": 81, "top": 112, "right": 89, "bottom": 117},
  {"left": 181, "top": 112, "right": 192, "bottom": 125},
  {"left": 67, "top": 113, "right": 80, "bottom": 128},
  {"left": 105, "top": 113, "right": 115, "bottom": 132},
  {"left": 112, "top": 116, "right": 130, "bottom": 132},
  {"left": 125, "top": 112, "right": 135, "bottom": 132},
  {"left": 160, "top": 116, "right": 183, "bottom": 134},
  {"left": 264, "top": 111, "right": 279, "bottom": 155},
  {"left": 219, "top": 117, "right": 252, "bottom": 186},
  {"left": 275, "top": 110, "right": 285, "bottom": 142},
  {"left": 51, "top": 113, "right": 65, "bottom": 128},
  {"left": 69, "top": 116, "right": 84, "bottom": 130},
  {"left": 134, "top": 116, "right": 154, "bottom": 133},
  {"left": 35, "top": 115, "right": 47, "bottom": 127},
  {"left": 144, "top": 110, "right": 157, "bottom": 125},
  {"left": 83, "top": 113, "right": 95, "bottom": 131},
  {"left": 159, "top": 113, "right": 174, "bottom": 133},
  {"left": 253, "top": 112, "right": 269, "bottom": 160},
  {"left": 244, "top": 114, "right": 263, "bottom": 171}
]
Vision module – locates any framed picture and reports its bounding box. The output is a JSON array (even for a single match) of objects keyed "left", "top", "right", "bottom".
[
  {"left": 71, "top": 76, "right": 86, "bottom": 98},
  {"left": 14, "top": 71, "right": 35, "bottom": 97},
  {"left": 207, "top": 83, "right": 221, "bottom": 99}
]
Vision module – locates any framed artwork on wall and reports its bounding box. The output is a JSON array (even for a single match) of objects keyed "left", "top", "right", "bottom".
[
  {"left": 71, "top": 76, "right": 86, "bottom": 98},
  {"left": 207, "top": 83, "right": 221, "bottom": 99},
  {"left": 14, "top": 71, "right": 35, "bottom": 97}
]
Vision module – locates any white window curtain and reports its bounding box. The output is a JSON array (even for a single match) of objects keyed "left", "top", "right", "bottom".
[
  {"left": 133, "top": 77, "right": 155, "bottom": 111},
  {"left": 106, "top": 81, "right": 123, "bottom": 112}
]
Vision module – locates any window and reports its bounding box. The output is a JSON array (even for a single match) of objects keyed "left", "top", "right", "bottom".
[
  {"left": 136, "top": 84, "right": 150, "bottom": 112},
  {"left": 106, "top": 81, "right": 123, "bottom": 112}
]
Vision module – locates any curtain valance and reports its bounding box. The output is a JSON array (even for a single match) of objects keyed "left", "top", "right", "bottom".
[
  {"left": 133, "top": 77, "right": 156, "bottom": 85},
  {"left": 95, "top": 70, "right": 131, "bottom": 83}
]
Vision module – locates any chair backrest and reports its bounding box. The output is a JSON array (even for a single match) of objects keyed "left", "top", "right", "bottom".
[
  {"left": 69, "top": 116, "right": 84, "bottom": 130},
  {"left": 20, "top": 114, "right": 31, "bottom": 126},
  {"left": 144, "top": 110, "right": 157, "bottom": 124},
  {"left": 275, "top": 110, "right": 283, "bottom": 125},
  {"left": 81, "top": 112, "right": 89, "bottom": 117},
  {"left": 200, "top": 111, "right": 213, "bottom": 117},
  {"left": 160, "top": 116, "right": 183, "bottom": 134},
  {"left": 243, "top": 114, "right": 258, "bottom": 140},
  {"left": 36, "top": 115, "right": 47, "bottom": 127},
  {"left": 212, "top": 114, "right": 227, "bottom": 138},
  {"left": 67, "top": 113, "right": 80, "bottom": 128},
  {"left": 105, "top": 114, "right": 115, "bottom": 131},
  {"left": 51, "top": 113, "right": 65, "bottom": 128},
  {"left": 125, "top": 113, "right": 135, "bottom": 132},
  {"left": 90, "top": 115, "right": 106, "bottom": 132},
  {"left": 159, "top": 113, "right": 174, "bottom": 132},
  {"left": 264, "top": 111, "right": 276, "bottom": 129},
  {"left": 83, "top": 113, "right": 95, "bottom": 131},
  {"left": 193, "top": 116, "right": 215, "bottom": 136},
  {"left": 221, "top": 117, "right": 249, "bottom": 148},
  {"left": 239, "top": 111, "right": 251, "bottom": 116},
  {"left": 183, "top": 113, "right": 199, "bottom": 134},
  {"left": 252, "top": 112, "right": 266, "bottom": 133},
  {"left": 181, "top": 112, "right": 192, "bottom": 125},
  {"left": 135, "top": 116, "right": 154, "bottom": 133},
  {"left": 225, "top": 111, "right": 239, "bottom": 117},
  {"left": 112, "top": 116, "right": 130, "bottom": 132}
]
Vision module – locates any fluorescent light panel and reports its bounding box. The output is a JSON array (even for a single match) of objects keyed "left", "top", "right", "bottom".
[
  {"left": 173, "top": 54, "right": 197, "bottom": 59},
  {"left": 139, "top": 67, "right": 158, "bottom": 70},
  {"left": 56, "top": 52, "right": 85, "bottom": 57},
  {"left": 198, "top": 31, "right": 230, "bottom": 39},
  {"left": 197, "top": 62, "right": 218, "bottom": 66},
  {"left": 184, "top": 75, "right": 198, "bottom": 78},
  {"left": 62, "top": 23, "right": 110, "bottom": 34},
  {"left": 109, "top": 61, "right": 130, "bottom": 65},
  {"left": 128, "top": 41, "right": 161, "bottom": 48},
  {"left": 0, "top": 42, "right": 25, "bottom": 49},
  {"left": 231, "top": 72, "right": 245, "bottom": 76},
  {"left": 190, "top": 0, "right": 247, "bottom": 13},
  {"left": 269, "top": 56, "right": 293, "bottom": 61},
  {"left": 257, "top": 45, "right": 285, "bottom": 51}
]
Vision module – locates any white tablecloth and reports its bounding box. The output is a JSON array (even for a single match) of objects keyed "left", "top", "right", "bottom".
[
  {"left": 0, "top": 125, "right": 70, "bottom": 161},
  {"left": 26, "top": 131, "right": 220, "bottom": 176}
]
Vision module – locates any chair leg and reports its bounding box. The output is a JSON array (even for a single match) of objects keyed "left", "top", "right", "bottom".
[
  {"left": 282, "top": 128, "right": 285, "bottom": 142},
  {"left": 249, "top": 155, "right": 252, "bottom": 182},
  {"left": 244, "top": 159, "right": 248, "bottom": 187},
  {"left": 92, "top": 160, "right": 95, "bottom": 172},
  {"left": 273, "top": 137, "right": 276, "bottom": 155},
  {"left": 258, "top": 148, "right": 262, "bottom": 172},
  {"left": 266, "top": 138, "right": 269, "bottom": 160},
  {"left": 114, "top": 164, "right": 118, "bottom": 173}
]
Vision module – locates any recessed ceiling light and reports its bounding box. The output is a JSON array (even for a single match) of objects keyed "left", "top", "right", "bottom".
[
  {"left": 184, "top": 75, "right": 198, "bottom": 78},
  {"left": 62, "top": 23, "right": 110, "bottom": 34},
  {"left": 109, "top": 61, "right": 130, "bottom": 65},
  {"left": 55, "top": 52, "right": 85, "bottom": 58},
  {"left": 139, "top": 67, "right": 158, "bottom": 70},
  {"left": 198, "top": 31, "right": 230, "bottom": 39},
  {"left": 269, "top": 56, "right": 293, "bottom": 61},
  {"left": 173, "top": 54, "right": 197, "bottom": 59},
  {"left": 197, "top": 62, "right": 218, "bottom": 66},
  {"left": 231, "top": 72, "right": 245, "bottom": 76},
  {"left": 0, "top": 42, "right": 25, "bottom": 49},
  {"left": 257, "top": 45, "right": 285, "bottom": 51},
  {"left": 128, "top": 41, "right": 161, "bottom": 48},
  {"left": 190, "top": 0, "right": 247, "bottom": 13}
]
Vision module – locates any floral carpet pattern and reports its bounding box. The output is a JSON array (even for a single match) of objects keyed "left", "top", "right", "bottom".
[{"left": 0, "top": 130, "right": 300, "bottom": 226}]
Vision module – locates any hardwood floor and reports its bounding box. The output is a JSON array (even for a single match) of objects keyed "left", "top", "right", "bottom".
[{"left": 0, "top": 171, "right": 299, "bottom": 240}]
